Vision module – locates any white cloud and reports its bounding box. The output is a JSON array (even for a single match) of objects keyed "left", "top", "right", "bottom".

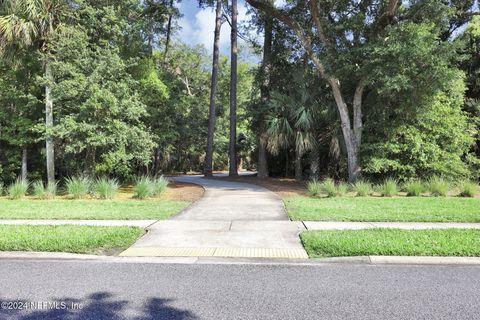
[{"left": 177, "top": 2, "right": 249, "bottom": 55}]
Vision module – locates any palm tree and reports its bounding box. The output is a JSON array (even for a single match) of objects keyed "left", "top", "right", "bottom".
[{"left": 0, "top": 0, "right": 64, "bottom": 185}]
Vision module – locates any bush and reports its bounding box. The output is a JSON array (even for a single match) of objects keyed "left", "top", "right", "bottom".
[
  {"left": 380, "top": 178, "right": 398, "bottom": 197},
  {"left": 428, "top": 176, "right": 449, "bottom": 197},
  {"left": 133, "top": 176, "right": 155, "bottom": 199},
  {"left": 403, "top": 180, "right": 425, "bottom": 197},
  {"left": 65, "top": 176, "right": 92, "bottom": 199},
  {"left": 459, "top": 181, "right": 478, "bottom": 198},
  {"left": 307, "top": 181, "right": 321, "bottom": 197},
  {"left": 8, "top": 177, "right": 29, "bottom": 199},
  {"left": 152, "top": 176, "right": 169, "bottom": 197},
  {"left": 336, "top": 182, "right": 349, "bottom": 196},
  {"left": 0, "top": 181, "right": 3, "bottom": 196},
  {"left": 320, "top": 178, "right": 337, "bottom": 197},
  {"left": 94, "top": 177, "right": 120, "bottom": 199},
  {"left": 353, "top": 180, "right": 373, "bottom": 197}
]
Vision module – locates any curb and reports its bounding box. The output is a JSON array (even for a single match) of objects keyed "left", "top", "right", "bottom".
[{"left": 1, "top": 252, "right": 480, "bottom": 266}]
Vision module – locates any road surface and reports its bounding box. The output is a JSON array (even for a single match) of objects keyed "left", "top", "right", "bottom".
[{"left": 1, "top": 260, "right": 479, "bottom": 319}]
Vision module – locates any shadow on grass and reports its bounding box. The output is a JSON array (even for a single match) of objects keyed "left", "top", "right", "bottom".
[{"left": 0, "top": 292, "right": 197, "bottom": 320}]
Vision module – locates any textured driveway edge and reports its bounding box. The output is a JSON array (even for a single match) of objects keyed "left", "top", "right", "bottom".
[{"left": 1, "top": 252, "right": 480, "bottom": 266}]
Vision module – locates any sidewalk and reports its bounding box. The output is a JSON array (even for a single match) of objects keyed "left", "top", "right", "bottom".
[{"left": 1, "top": 219, "right": 478, "bottom": 230}]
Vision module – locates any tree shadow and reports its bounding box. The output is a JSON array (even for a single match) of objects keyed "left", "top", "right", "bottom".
[{"left": 0, "top": 292, "right": 197, "bottom": 320}]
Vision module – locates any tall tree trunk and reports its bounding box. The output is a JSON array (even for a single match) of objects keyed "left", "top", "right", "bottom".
[
  {"left": 309, "top": 146, "right": 320, "bottom": 181},
  {"left": 229, "top": 0, "right": 239, "bottom": 177},
  {"left": 163, "top": 0, "right": 174, "bottom": 63},
  {"left": 45, "top": 61, "right": 55, "bottom": 185},
  {"left": 204, "top": 0, "right": 223, "bottom": 177},
  {"left": 83, "top": 146, "right": 96, "bottom": 177},
  {"left": 257, "top": 9, "right": 273, "bottom": 179},
  {"left": 295, "top": 149, "right": 303, "bottom": 181},
  {"left": 21, "top": 147, "right": 27, "bottom": 180}
]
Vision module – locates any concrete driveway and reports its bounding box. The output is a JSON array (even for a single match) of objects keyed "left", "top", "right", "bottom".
[{"left": 120, "top": 175, "right": 308, "bottom": 259}]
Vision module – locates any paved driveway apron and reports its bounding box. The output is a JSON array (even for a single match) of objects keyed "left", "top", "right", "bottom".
[{"left": 121, "top": 175, "right": 308, "bottom": 259}]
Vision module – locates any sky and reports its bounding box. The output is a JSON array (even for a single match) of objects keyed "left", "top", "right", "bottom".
[
  {"left": 175, "top": 0, "right": 287, "bottom": 57},
  {"left": 176, "top": 0, "right": 251, "bottom": 55}
]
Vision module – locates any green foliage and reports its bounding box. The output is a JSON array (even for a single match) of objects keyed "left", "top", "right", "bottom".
[
  {"left": 320, "top": 178, "right": 337, "bottom": 197},
  {"left": 307, "top": 180, "right": 321, "bottom": 197},
  {"left": 336, "top": 182, "right": 349, "bottom": 197},
  {"left": 133, "top": 176, "right": 155, "bottom": 199},
  {"left": 32, "top": 181, "right": 46, "bottom": 199},
  {"left": 353, "top": 180, "right": 373, "bottom": 197},
  {"left": 151, "top": 176, "right": 169, "bottom": 197},
  {"left": 459, "top": 181, "right": 478, "bottom": 198},
  {"left": 403, "top": 180, "right": 425, "bottom": 197},
  {"left": 0, "top": 181, "right": 3, "bottom": 196},
  {"left": 94, "top": 177, "right": 120, "bottom": 200},
  {"left": 380, "top": 179, "right": 398, "bottom": 197},
  {"left": 428, "top": 176, "right": 450, "bottom": 197},
  {"left": 65, "top": 176, "right": 92, "bottom": 199},
  {"left": 45, "top": 182, "right": 58, "bottom": 199},
  {"left": 8, "top": 177, "right": 29, "bottom": 199}
]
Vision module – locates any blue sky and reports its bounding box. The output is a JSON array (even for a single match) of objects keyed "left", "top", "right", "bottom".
[{"left": 176, "top": 0, "right": 251, "bottom": 55}]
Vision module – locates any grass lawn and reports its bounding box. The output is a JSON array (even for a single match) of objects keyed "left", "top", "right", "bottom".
[
  {"left": 301, "top": 229, "right": 480, "bottom": 257},
  {"left": 0, "top": 225, "right": 144, "bottom": 254},
  {"left": 0, "top": 199, "right": 190, "bottom": 220},
  {"left": 285, "top": 196, "right": 480, "bottom": 222}
]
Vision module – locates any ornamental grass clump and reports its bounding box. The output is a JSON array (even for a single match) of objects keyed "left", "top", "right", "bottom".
[
  {"left": 32, "top": 180, "right": 47, "bottom": 199},
  {"left": 353, "top": 180, "right": 373, "bottom": 197},
  {"left": 403, "top": 180, "right": 425, "bottom": 197},
  {"left": 133, "top": 176, "right": 155, "bottom": 199},
  {"left": 65, "top": 176, "right": 92, "bottom": 199},
  {"left": 459, "top": 181, "right": 478, "bottom": 198},
  {"left": 336, "top": 182, "right": 349, "bottom": 197},
  {"left": 320, "top": 178, "right": 337, "bottom": 197},
  {"left": 428, "top": 176, "right": 449, "bottom": 197},
  {"left": 94, "top": 177, "right": 120, "bottom": 200},
  {"left": 380, "top": 178, "right": 398, "bottom": 197},
  {"left": 152, "top": 176, "right": 169, "bottom": 197},
  {"left": 45, "top": 182, "right": 58, "bottom": 199},
  {"left": 8, "top": 177, "right": 29, "bottom": 199},
  {"left": 307, "top": 180, "right": 321, "bottom": 197}
]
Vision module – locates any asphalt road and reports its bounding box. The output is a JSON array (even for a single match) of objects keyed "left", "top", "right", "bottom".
[{"left": 0, "top": 260, "right": 479, "bottom": 320}]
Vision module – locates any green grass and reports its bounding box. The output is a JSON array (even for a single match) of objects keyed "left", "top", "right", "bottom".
[
  {"left": 0, "top": 225, "right": 144, "bottom": 254},
  {"left": 0, "top": 199, "right": 190, "bottom": 220},
  {"left": 285, "top": 196, "right": 480, "bottom": 222},
  {"left": 301, "top": 229, "right": 480, "bottom": 257}
]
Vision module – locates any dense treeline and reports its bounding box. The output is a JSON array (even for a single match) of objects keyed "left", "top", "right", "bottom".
[{"left": 0, "top": 0, "right": 479, "bottom": 185}]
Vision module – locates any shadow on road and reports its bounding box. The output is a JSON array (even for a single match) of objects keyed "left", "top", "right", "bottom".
[{"left": 0, "top": 292, "right": 197, "bottom": 320}]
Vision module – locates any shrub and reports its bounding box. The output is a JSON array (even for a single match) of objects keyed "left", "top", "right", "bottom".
[
  {"left": 459, "top": 181, "right": 478, "bottom": 198},
  {"left": 8, "top": 177, "right": 29, "bottom": 199},
  {"left": 380, "top": 178, "right": 398, "bottom": 197},
  {"left": 65, "top": 176, "right": 92, "bottom": 199},
  {"left": 0, "top": 181, "right": 3, "bottom": 196},
  {"left": 133, "top": 176, "right": 155, "bottom": 199},
  {"left": 428, "top": 176, "right": 449, "bottom": 197},
  {"left": 336, "top": 182, "right": 349, "bottom": 196},
  {"left": 152, "top": 176, "right": 169, "bottom": 197},
  {"left": 307, "top": 180, "right": 321, "bottom": 197},
  {"left": 94, "top": 177, "right": 120, "bottom": 199},
  {"left": 320, "top": 178, "right": 337, "bottom": 197},
  {"left": 353, "top": 180, "right": 373, "bottom": 197},
  {"left": 403, "top": 180, "right": 425, "bottom": 197}
]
